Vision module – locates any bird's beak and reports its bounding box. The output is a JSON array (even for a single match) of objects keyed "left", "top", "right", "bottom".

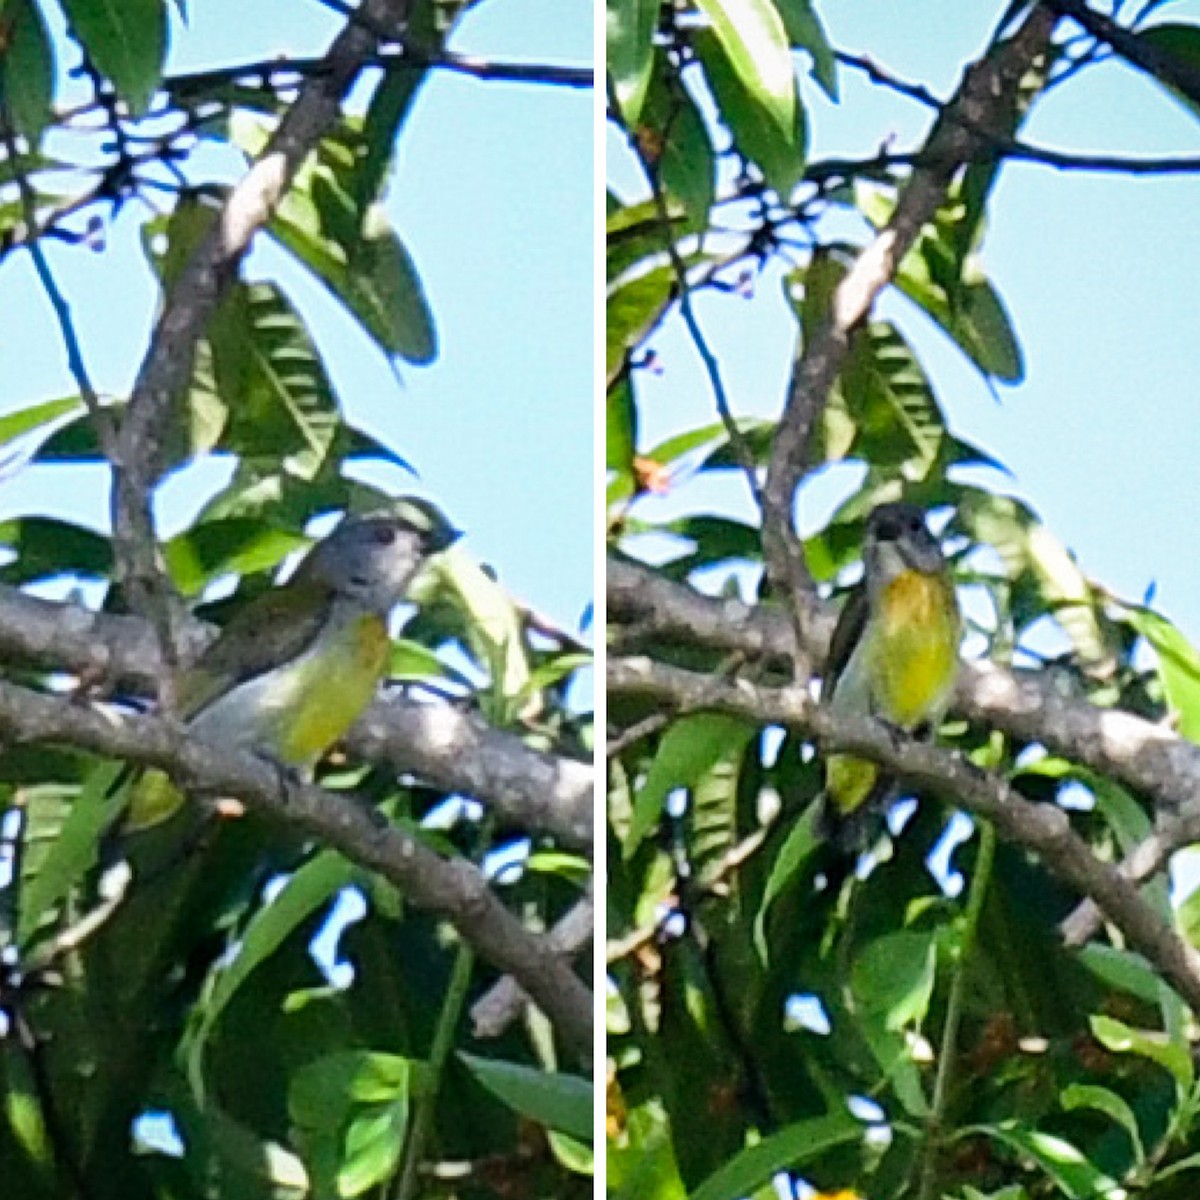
[{"left": 426, "top": 525, "right": 463, "bottom": 555}]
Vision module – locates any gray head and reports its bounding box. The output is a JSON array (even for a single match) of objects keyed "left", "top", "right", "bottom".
[
  {"left": 296, "top": 498, "right": 461, "bottom": 614},
  {"left": 862, "top": 502, "right": 947, "bottom": 594}
]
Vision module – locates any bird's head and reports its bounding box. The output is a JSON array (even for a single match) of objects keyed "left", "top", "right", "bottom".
[
  {"left": 298, "top": 497, "right": 461, "bottom": 614},
  {"left": 862, "top": 501, "right": 946, "bottom": 584}
]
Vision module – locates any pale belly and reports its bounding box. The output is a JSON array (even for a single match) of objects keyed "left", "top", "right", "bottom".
[{"left": 190, "top": 614, "right": 389, "bottom": 766}]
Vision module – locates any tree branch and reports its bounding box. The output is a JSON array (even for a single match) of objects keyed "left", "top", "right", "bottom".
[
  {"left": 608, "top": 556, "right": 1200, "bottom": 819},
  {"left": 759, "top": 6, "right": 1058, "bottom": 624},
  {"left": 0, "top": 582, "right": 592, "bottom": 850},
  {"left": 607, "top": 654, "right": 1200, "bottom": 1018},
  {"left": 1044, "top": 0, "right": 1200, "bottom": 108},
  {"left": 110, "top": 0, "right": 416, "bottom": 701},
  {"left": 470, "top": 880, "right": 595, "bottom": 1040},
  {"left": 0, "top": 677, "right": 593, "bottom": 1059}
]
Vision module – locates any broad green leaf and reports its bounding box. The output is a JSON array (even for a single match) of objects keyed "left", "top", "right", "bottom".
[
  {"left": 607, "top": 0, "right": 658, "bottom": 122},
  {"left": 1076, "top": 944, "right": 1164, "bottom": 1007},
  {"left": 61, "top": 0, "right": 166, "bottom": 112},
  {"left": 338, "top": 1107, "right": 405, "bottom": 1198},
  {"left": 639, "top": 63, "right": 715, "bottom": 229},
  {"left": 458, "top": 1054, "right": 592, "bottom": 1143},
  {"left": 973, "top": 1122, "right": 1121, "bottom": 1200},
  {"left": 1091, "top": 1013, "right": 1194, "bottom": 1093},
  {"left": 0, "top": 397, "right": 81, "bottom": 448},
  {"left": 186, "top": 852, "right": 357, "bottom": 1096},
  {"left": 774, "top": 0, "right": 838, "bottom": 99},
  {"left": 694, "top": 0, "right": 795, "bottom": 138},
  {"left": 0, "top": 516, "right": 112, "bottom": 583},
  {"left": 434, "top": 545, "right": 529, "bottom": 722},
  {"left": 1061, "top": 1083, "right": 1144, "bottom": 1163},
  {"left": 17, "top": 763, "right": 126, "bottom": 946},
  {"left": 355, "top": 60, "right": 429, "bottom": 218},
  {"left": 608, "top": 375, "right": 637, "bottom": 474},
  {"left": 289, "top": 1051, "right": 411, "bottom": 1127},
  {"left": 0, "top": 0, "right": 54, "bottom": 143},
  {"left": 606, "top": 263, "right": 674, "bottom": 385},
  {"left": 164, "top": 519, "right": 310, "bottom": 596},
  {"left": 688, "top": 1113, "right": 862, "bottom": 1200},
  {"left": 695, "top": 29, "right": 806, "bottom": 200},
  {"left": 1120, "top": 604, "right": 1200, "bottom": 744},
  {"left": 1138, "top": 23, "right": 1200, "bottom": 121},
  {"left": 852, "top": 929, "right": 938, "bottom": 1031},
  {"left": 627, "top": 713, "right": 754, "bottom": 854},
  {"left": 754, "top": 805, "right": 823, "bottom": 960}
]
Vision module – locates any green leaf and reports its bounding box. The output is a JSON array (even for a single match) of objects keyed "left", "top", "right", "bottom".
[
  {"left": 693, "top": 0, "right": 795, "bottom": 138},
  {"left": 187, "top": 852, "right": 358, "bottom": 1097},
  {"left": 1137, "top": 23, "right": 1200, "bottom": 121},
  {"left": 289, "top": 1051, "right": 411, "bottom": 1126},
  {"left": 1061, "top": 1083, "right": 1144, "bottom": 1163},
  {"left": 627, "top": 714, "right": 754, "bottom": 855},
  {"left": 606, "top": 263, "right": 674, "bottom": 386},
  {"left": 0, "top": 0, "right": 54, "bottom": 143},
  {"left": 338, "top": 1107, "right": 405, "bottom": 1198},
  {"left": 688, "top": 1113, "right": 862, "bottom": 1200},
  {"left": 695, "top": 29, "right": 806, "bottom": 200},
  {"left": 1090, "top": 1013, "right": 1195, "bottom": 1093},
  {"left": 640, "top": 63, "right": 715, "bottom": 229},
  {"left": 458, "top": 1054, "right": 592, "bottom": 1143},
  {"left": 0, "top": 397, "right": 81, "bottom": 448},
  {"left": 17, "top": 763, "right": 126, "bottom": 947},
  {"left": 1120, "top": 605, "right": 1200, "bottom": 744},
  {"left": 163, "top": 519, "right": 310, "bottom": 596},
  {"left": 774, "top": 0, "right": 838, "bottom": 99},
  {"left": 973, "top": 1122, "right": 1121, "bottom": 1200},
  {"left": 1076, "top": 944, "right": 1165, "bottom": 1007},
  {"left": 852, "top": 929, "right": 938, "bottom": 1031},
  {"left": 607, "top": 0, "right": 658, "bottom": 122},
  {"left": 0, "top": 516, "right": 112, "bottom": 583},
  {"left": 61, "top": 0, "right": 166, "bottom": 113},
  {"left": 754, "top": 805, "right": 823, "bottom": 960},
  {"left": 607, "top": 375, "right": 637, "bottom": 475}
]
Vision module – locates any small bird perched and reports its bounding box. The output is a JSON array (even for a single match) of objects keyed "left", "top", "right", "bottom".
[
  {"left": 126, "top": 497, "right": 460, "bottom": 828},
  {"left": 819, "top": 501, "right": 961, "bottom": 848}
]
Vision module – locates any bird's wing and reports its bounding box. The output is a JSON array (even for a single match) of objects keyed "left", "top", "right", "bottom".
[
  {"left": 822, "top": 583, "right": 868, "bottom": 704},
  {"left": 178, "top": 581, "right": 334, "bottom": 719}
]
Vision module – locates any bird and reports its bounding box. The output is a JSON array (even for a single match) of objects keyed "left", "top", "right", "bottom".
[
  {"left": 818, "top": 501, "right": 962, "bottom": 850},
  {"left": 124, "top": 497, "right": 460, "bottom": 830}
]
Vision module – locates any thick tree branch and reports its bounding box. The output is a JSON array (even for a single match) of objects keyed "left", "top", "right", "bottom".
[
  {"left": 1044, "top": 0, "right": 1200, "bottom": 108},
  {"left": 110, "top": 0, "right": 415, "bottom": 695},
  {"left": 608, "top": 557, "right": 1200, "bottom": 817},
  {"left": 0, "top": 678, "right": 592, "bottom": 1059},
  {"left": 607, "top": 654, "right": 1200, "bottom": 1018},
  {"left": 470, "top": 881, "right": 595, "bottom": 1040},
  {"left": 760, "top": 6, "right": 1058, "bottom": 621},
  {"left": 0, "top": 583, "right": 592, "bottom": 850}
]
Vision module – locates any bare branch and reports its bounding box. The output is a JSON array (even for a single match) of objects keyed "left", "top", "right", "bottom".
[
  {"left": 0, "top": 583, "right": 592, "bottom": 850},
  {"left": 608, "top": 557, "right": 1200, "bottom": 819},
  {"left": 760, "top": 7, "right": 1058, "bottom": 626},
  {"left": 471, "top": 880, "right": 594, "bottom": 1040},
  {"left": 1045, "top": 0, "right": 1200, "bottom": 108},
  {"left": 607, "top": 654, "right": 1200, "bottom": 1018},
  {"left": 110, "top": 0, "right": 417, "bottom": 702},
  {"left": 0, "top": 677, "right": 592, "bottom": 1059}
]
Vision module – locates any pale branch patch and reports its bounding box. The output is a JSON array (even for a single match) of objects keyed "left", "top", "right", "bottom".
[
  {"left": 0, "top": 582, "right": 592, "bottom": 849},
  {"left": 471, "top": 880, "right": 595, "bottom": 1041},
  {"left": 759, "top": 6, "right": 1059, "bottom": 636},
  {"left": 0, "top": 677, "right": 593, "bottom": 1060},
  {"left": 607, "top": 654, "right": 1200, "bottom": 1018}
]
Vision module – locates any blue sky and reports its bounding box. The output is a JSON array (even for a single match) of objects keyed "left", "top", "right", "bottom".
[
  {"left": 0, "top": 0, "right": 593, "bottom": 632},
  {"left": 609, "top": 1, "right": 1200, "bottom": 641}
]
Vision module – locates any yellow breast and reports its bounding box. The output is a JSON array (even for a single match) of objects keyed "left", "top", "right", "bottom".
[
  {"left": 275, "top": 614, "right": 391, "bottom": 765},
  {"left": 872, "top": 570, "right": 960, "bottom": 727}
]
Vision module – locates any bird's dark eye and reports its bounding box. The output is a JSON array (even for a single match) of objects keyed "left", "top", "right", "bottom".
[{"left": 372, "top": 525, "right": 397, "bottom": 546}]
